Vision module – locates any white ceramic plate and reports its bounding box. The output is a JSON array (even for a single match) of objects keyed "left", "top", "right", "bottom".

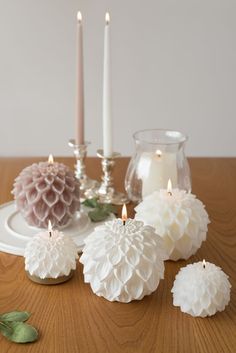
[{"left": 0, "top": 201, "right": 114, "bottom": 256}]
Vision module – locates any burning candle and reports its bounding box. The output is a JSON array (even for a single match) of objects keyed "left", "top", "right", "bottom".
[
  {"left": 137, "top": 149, "right": 177, "bottom": 199},
  {"left": 12, "top": 155, "right": 80, "bottom": 229},
  {"left": 135, "top": 179, "right": 210, "bottom": 261},
  {"left": 80, "top": 205, "right": 167, "bottom": 302},
  {"left": 24, "top": 220, "right": 78, "bottom": 284},
  {"left": 122, "top": 203, "right": 127, "bottom": 225},
  {"left": 167, "top": 178, "right": 173, "bottom": 196},
  {"left": 103, "top": 12, "right": 113, "bottom": 158},
  {"left": 172, "top": 260, "right": 231, "bottom": 317},
  {"left": 75, "top": 11, "right": 84, "bottom": 145}
]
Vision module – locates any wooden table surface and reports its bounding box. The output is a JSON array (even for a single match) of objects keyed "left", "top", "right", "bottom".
[{"left": 0, "top": 157, "right": 235, "bottom": 353}]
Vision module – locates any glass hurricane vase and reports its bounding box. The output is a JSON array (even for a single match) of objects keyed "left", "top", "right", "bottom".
[{"left": 125, "top": 129, "right": 191, "bottom": 203}]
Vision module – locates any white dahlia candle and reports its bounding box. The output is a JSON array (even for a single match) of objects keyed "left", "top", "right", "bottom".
[
  {"left": 24, "top": 221, "right": 78, "bottom": 284},
  {"left": 135, "top": 180, "right": 210, "bottom": 261},
  {"left": 80, "top": 205, "right": 167, "bottom": 302},
  {"left": 171, "top": 260, "right": 231, "bottom": 317}
]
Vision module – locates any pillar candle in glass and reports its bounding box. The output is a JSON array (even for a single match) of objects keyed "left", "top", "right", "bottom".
[
  {"left": 137, "top": 149, "right": 177, "bottom": 198},
  {"left": 125, "top": 129, "right": 191, "bottom": 202}
]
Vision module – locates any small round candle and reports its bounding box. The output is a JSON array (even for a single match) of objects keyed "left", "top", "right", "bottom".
[
  {"left": 12, "top": 155, "right": 80, "bottom": 229},
  {"left": 135, "top": 179, "right": 210, "bottom": 261},
  {"left": 80, "top": 205, "right": 167, "bottom": 303},
  {"left": 171, "top": 260, "right": 231, "bottom": 317},
  {"left": 24, "top": 221, "right": 78, "bottom": 284}
]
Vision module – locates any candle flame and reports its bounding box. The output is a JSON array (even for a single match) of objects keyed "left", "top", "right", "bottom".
[
  {"left": 105, "top": 12, "right": 110, "bottom": 24},
  {"left": 156, "top": 149, "right": 162, "bottom": 158},
  {"left": 203, "top": 259, "right": 206, "bottom": 268},
  {"left": 77, "top": 11, "right": 82, "bottom": 22},
  {"left": 122, "top": 204, "right": 127, "bottom": 224},
  {"left": 48, "top": 220, "right": 53, "bottom": 232},
  {"left": 167, "top": 179, "right": 172, "bottom": 196},
  {"left": 48, "top": 154, "right": 54, "bottom": 164}
]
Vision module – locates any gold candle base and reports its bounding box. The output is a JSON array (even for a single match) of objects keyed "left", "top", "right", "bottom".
[{"left": 26, "top": 270, "right": 74, "bottom": 285}]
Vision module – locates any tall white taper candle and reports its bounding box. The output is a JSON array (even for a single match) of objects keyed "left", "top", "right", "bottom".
[
  {"left": 75, "top": 11, "right": 84, "bottom": 145},
  {"left": 103, "top": 12, "right": 113, "bottom": 158}
]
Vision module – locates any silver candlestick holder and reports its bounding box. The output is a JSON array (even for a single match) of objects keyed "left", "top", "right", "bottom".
[
  {"left": 97, "top": 149, "right": 129, "bottom": 205},
  {"left": 69, "top": 139, "right": 100, "bottom": 201}
]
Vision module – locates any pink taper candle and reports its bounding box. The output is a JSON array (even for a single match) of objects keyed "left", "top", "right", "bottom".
[{"left": 75, "top": 11, "right": 84, "bottom": 145}]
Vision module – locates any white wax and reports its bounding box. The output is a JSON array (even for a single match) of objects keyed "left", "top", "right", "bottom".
[
  {"left": 24, "top": 230, "right": 78, "bottom": 279},
  {"left": 137, "top": 152, "right": 177, "bottom": 198},
  {"left": 103, "top": 15, "right": 113, "bottom": 158},
  {"left": 75, "top": 12, "right": 84, "bottom": 145},
  {"left": 172, "top": 261, "right": 231, "bottom": 317}
]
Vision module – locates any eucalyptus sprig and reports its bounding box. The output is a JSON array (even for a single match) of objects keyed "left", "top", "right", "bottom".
[
  {"left": 0, "top": 311, "right": 38, "bottom": 343},
  {"left": 83, "top": 198, "right": 117, "bottom": 222}
]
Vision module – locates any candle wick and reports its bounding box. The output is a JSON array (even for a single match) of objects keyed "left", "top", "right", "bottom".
[
  {"left": 123, "top": 220, "right": 126, "bottom": 226},
  {"left": 49, "top": 231, "right": 52, "bottom": 238},
  {"left": 168, "top": 191, "right": 172, "bottom": 196},
  {"left": 203, "top": 264, "right": 205, "bottom": 269}
]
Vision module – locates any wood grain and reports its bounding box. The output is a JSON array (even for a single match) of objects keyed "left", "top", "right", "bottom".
[{"left": 0, "top": 157, "right": 235, "bottom": 353}]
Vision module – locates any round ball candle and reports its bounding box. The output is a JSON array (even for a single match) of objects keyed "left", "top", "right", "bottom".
[
  {"left": 12, "top": 155, "right": 80, "bottom": 229},
  {"left": 24, "top": 221, "right": 78, "bottom": 284},
  {"left": 171, "top": 260, "right": 231, "bottom": 317},
  {"left": 80, "top": 205, "right": 167, "bottom": 303},
  {"left": 135, "top": 179, "right": 210, "bottom": 261}
]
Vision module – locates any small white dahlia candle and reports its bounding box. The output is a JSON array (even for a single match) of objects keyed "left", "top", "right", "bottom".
[
  {"left": 135, "top": 180, "right": 210, "bottom": 261},
  {"left": 80, "top": 205, "right": 167, "bottom": 303},
  {"left": 24, "top": 221, "right": 78, "bottom": 284},
  {"left": 171, "top": 260, "right": 231, "bottom": 317}
]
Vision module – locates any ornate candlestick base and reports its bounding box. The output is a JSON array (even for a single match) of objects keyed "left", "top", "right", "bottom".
[
  {"left": 69, "top": 139, "right": 100, "bottom": 201},
  {"left": 97, "top": 149, "right": 129, "bottom": 205}
]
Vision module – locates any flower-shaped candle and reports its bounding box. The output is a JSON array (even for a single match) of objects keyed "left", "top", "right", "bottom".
[
  {"left": 12, "top": 155, "right": 80, "bottom": 229},
  {"left": 24, "top": 221, "right": 78, "bottom": 284},
  {"left": 80, "top": 205, "right": 167, "bottom": 303},
  {"left": 135, "top": 180, "right": 210, "bottom": 261},
  {"left": 171, "top": 260, "right": 231, "bottom": 317}
]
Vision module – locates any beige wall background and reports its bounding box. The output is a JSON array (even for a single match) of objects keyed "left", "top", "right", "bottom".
[{"left": 0, "top": 0, "right": 235, "bottom": 157}]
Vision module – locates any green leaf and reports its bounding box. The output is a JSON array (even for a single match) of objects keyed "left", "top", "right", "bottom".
[
  {"left": 102, "top": 204, "right": 117, "bottom": 214},
  {"left": 83, "top": 198, "right": 117, "bottom": 222},
  {"left": 88, "top": 209, "right": 109, "bottom": 222},
  {"left": 0, "top": 321, "right": 38, "bottom": 343},
  {"left": 0, "top": 321, "right": 13, "bottom": 336},
  {"left": 82, "top": 198, "right": 98, "bottom": 208},
  {"left": 0, "top": 311, "right": 30, "bottom": 323}
]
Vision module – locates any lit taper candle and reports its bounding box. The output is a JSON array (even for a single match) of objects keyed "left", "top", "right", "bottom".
[
  {"left": 75, "top": 11, "right": 84, "bottom": 145},
  {"left": 103, "top": 12, "right": 113, "bottom": 158}
]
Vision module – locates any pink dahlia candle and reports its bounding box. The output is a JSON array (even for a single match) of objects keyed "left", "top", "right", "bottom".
[{"left": 12, "top": 155, "right": 80, "bottom": 229}]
